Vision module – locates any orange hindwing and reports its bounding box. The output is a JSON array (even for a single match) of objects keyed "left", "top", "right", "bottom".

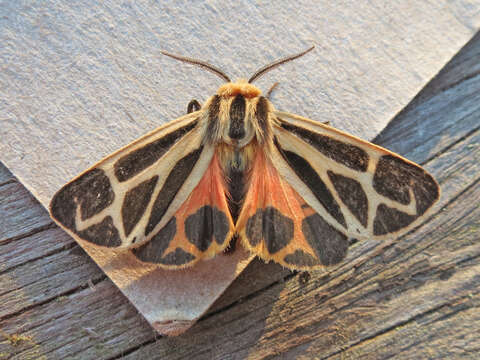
[
  {"left": 132, "top": 153, "right": 234, "bottom": 268},
  {"left": 236, "top": 148, "right": 349, "bottom": 270}
]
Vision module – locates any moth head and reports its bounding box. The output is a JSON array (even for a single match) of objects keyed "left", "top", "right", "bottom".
[
  {"left": 161, "top": 47, "right": 315, "bottom": 148},
  {"left": 216, "top": 79, "right": 261, "bottom": 98}
]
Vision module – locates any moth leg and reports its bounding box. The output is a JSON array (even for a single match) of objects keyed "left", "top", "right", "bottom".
[
  {"left": 266, "top": 82, "right": 279, "bottom": 99},
  {"left": 223, "top": 233, "right": 238, "bottom": 255},
  {"left": 298, "top": 271, "right": 311, "bottom": 285},
  {"left": 187, "top": 99, "right": 202, "bottom": 114}
]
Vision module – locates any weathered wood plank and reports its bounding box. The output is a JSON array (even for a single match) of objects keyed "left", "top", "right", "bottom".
[
  {"left": 375, "top": 32, "right": 480, "bottom": 162},
  {"left": 416, "top": 31, "right": 480, "bottom": 103},
  {"left": 375, "top": 68, "right": 480, "bottom": 165},
  {"left": 0, "top": 163, "right": 14, "bottom": 186},
  {"left": 329, "top": 287, "right": 480, "bottom": 359},
  {"left": 0, "top": 182, "right": 52, "bottom": 243},
  {"left": 0, "top": 281, "right": 152, "bottom": 360},
  {"left": 0, "top": 228, "right": 74, "bottom": 274},
  {"left": 0, "top": 245, "right": 104, "bottom": 319}
]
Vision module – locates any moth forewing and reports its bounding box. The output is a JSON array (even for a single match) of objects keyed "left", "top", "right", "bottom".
[
  {"left": 116, "top": 129, "right": 208, "bottom": 247},
  {"left": 269, "top": 145, "right": 356, "bottom": 237},
  {"left": 273, "top": 112, "right": 440, "bottom": 240},
  {"left": 142, "top": 144, "right": 215, "bottom": 243},
  {"left": 49, "top": 112, "right": 203, "bottom": 249}
]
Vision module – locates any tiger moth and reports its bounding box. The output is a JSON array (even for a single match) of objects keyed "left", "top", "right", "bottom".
[{"left": 49, "top": 47, "right": 440, "bottom": 270}]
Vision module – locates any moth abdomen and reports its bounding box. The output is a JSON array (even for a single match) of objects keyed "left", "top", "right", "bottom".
[
  {"left": 217, "top": 142, "right": 257, "bottom": 224},
  {"left": 226, "top": 164, "right": 245, "bottom": 223}
]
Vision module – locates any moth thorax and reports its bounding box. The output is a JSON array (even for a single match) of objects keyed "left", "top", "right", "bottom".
[
  {"left": 217, "top": 142, "right": 257, "bottom": 174},
  {"left": 206, "top": 86, "right": 272, "bottom": 148}
]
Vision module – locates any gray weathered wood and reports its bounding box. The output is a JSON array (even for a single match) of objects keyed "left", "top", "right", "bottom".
[
  {"left": 1, "top": 27, "right": 479, "bottom": 360},
  {"left": 0, "top": 182, "right": 52, "bottom": 242},
  {"left": 0, "top": 164, "right": 14, "bottom": 186}
]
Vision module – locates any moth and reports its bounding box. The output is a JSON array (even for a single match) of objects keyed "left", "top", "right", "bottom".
[{"left": 50, "top": 47, "right": 440, "bottom": 270}]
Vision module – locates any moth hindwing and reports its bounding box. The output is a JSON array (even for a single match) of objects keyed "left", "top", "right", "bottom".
[{"left": 50, "top": 54, "right": 440, "bottom": 270}]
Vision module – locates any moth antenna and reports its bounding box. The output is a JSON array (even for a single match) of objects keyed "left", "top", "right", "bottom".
[
  {"left": 266, "top": 82, "right": 280, "bottom": 99},
  {"left": 248, "top": 45, "right": 315, "bottom": 84},
  {"left": 161, "top": 51, "right": 231, "bottom": 83}
]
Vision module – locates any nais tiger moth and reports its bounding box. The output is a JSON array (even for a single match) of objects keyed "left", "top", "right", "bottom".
[{"left": 50, "top": 47, "right": 440, "bottom": 270}]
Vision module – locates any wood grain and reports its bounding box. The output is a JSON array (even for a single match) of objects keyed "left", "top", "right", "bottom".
[
  {"left": 1, "top": 31, "right": 479, "bottom": 360},
  {"left": 0, "top": 164, "right": 13, "bottom": 186}
]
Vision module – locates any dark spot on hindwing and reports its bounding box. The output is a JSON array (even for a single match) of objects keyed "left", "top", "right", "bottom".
[
  {"left": 328, "top": 171, "right": 368, "bottom": 227},
  {"left": 275, "top": 141, "right": 346, "bottom": 228},
  {"left": 114, "top": 120, "right": 198, "bottom": 182},
  {"left": 284, "top": 250, "right": 320, "bottom": 267},
  {"left": 121, "top": 176, "right": 158, "bottom": 236},
  {"left": 133, "top": 217, "right": 176, "bottom": 262},
  {"left": 245, "top": 207, "right": 294, "bottom": 254},
  {"left": 77, "top": 216, "right": 121, "bottom": 247},
  {"left": 280, "top": 122, "right": 369, "bottom": 172},
  {"left": 157, "top": 248, "right": 196, "bottom": 266},
  {"left": 373, "top": 155, "right": 439, "bottom": 215},
  {"left": 229, "top": 94, "right": 246, "bottom": 140},
  {"left": 133, "top": 217, "right": 196, "bottom": 266},
  {"left": 373, "top": 204, "right": 417, "bottom": 235},
  {"left": 302, "top": 214, "right": 349, "bottom": 266},
  {"left": 145, "top": 147, "right": 203, "bottom": 235},
  {"left": 50, "top": 168, "right": 114, "bottom": 232},
  {"left": 256, "top": 96, "right": 269, "bottom": 141},
  {"left": 185, "top": 206, "right": 230, "bottom": 251},
  {"left": 133, "top": 217, "right": 177, "bottom": 262}
]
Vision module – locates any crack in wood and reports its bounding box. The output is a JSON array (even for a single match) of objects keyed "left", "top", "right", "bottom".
[{"left": 324, "top": 291, "right": 480, "bottom": 359}]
